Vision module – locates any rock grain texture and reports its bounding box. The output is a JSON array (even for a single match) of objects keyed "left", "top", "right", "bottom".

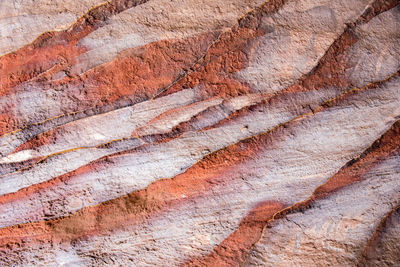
[{"left": 0, "top": 0, "right": 399, "bottom": 266}]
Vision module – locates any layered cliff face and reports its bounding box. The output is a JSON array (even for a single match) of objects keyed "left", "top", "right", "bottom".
[{"left": 0, "top": 0, "right": 399, "bottom": 266}]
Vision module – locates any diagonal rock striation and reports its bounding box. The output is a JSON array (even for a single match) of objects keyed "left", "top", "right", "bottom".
[{"left": 0, "top": 0, "right": 399, "bottom": 266}]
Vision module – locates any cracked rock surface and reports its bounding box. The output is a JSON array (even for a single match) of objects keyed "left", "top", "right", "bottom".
[{"left": 0, "top": 0, "right": 399, "bottom": 266}]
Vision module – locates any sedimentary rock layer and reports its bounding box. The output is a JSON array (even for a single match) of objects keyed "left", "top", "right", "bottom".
[{"left": 0, "top": 0, "right": 399, "bottom": 266}]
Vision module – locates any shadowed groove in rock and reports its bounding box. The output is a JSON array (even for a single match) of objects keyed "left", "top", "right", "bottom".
[{"left": 358, "top": 204, "right": 400, "bottom": 266}]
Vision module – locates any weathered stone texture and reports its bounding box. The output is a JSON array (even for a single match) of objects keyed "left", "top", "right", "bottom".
[{"left": 0, "top": 0, "right": 399, "bottom": 266}]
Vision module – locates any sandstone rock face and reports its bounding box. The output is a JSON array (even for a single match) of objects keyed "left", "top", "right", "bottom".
[{"left": 0, "top": 0, "right": 399, "bottom": 266}]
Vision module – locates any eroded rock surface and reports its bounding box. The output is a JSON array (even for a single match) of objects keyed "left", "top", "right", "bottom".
[{"left": 0, "top": 0, "right": 399, "bottom": 266}]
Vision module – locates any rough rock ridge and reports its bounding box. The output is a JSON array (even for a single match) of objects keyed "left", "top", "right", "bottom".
[{"left": 0, "top": 0, "right": 399, "bottom": 266}]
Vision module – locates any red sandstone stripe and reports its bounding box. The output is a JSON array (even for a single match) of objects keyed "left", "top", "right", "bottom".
[
  {"left": 0, "top": 31, "right": 218, "bottom": 136},
  {"left": 184, "top": 201, "right": 287, "bottom": 267},
  {"left": 12, "top": 128, "right": 59, "bottom": 153},
  {"left": 293, "top": 0, "right": 399, "bottom": 92},
  {"left": 156, "top": 0, "right": 290, "bottom": 98},
  {"left": 313, "top": 122, "right": 400, "bottom": 199},
  {"left": 0, "top": 0, "right": 150, "bottom": 96},
  {"left": 209, "top": 1, "right": 400, "bottom": 129}
]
